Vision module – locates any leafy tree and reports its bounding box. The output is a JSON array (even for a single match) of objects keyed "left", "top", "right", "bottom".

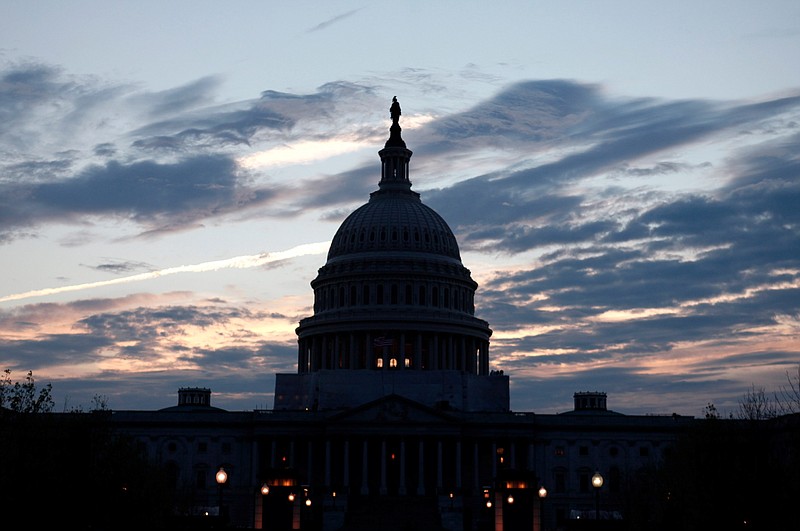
[
  {"left": 0, "top": 369, "right": 54, "bottom": 413},
  {"left": 0, "top": 369, "right": 174, "bottom": 529}
]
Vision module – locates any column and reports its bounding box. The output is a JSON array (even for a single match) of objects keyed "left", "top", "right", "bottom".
[
  {"left": 399, "top": 332, "right": 406, "bottom": 370},
  {"left": 456, "top": 441, "right": 462, "bottom": 490},
  {"left": 417, "top": 440, "right": 425, "bottom": 495},
  {"left": 307, "top": 440, "right": 313, "bottom": 485},
  {"left": 349, "top": 333, "right": 356, "bottom": 369},
  {"left": 491, "top": 442, "right": 497, "bottom": 480},
  {"left": 437, "top": 440, "right": 443, "bottom": 490},
  {"left": 473, "top": 442, "right": 479, "bottom": 494},
  {"left": 361, "top": 440, "right": 369, "bottom": 495},
  {"left": 510, "top": 441, "right": 516, "bottom": 469},
  {"left": 528, "top": 443, "right": 535, "bottom": 471},
  {"left": 380, "top": 440, "right": 388, "bottom": 495},
  {"left": 399, "top": 440, "right": 407, "bottom": 495},
  {"left": 343, "top": 440, "right": 350, "bottom": 489},
  {"left": 415, "top": 333, "right": 422, "bottom": 370},
  {"left": 298, "top": 339, "right": 306, "bottom": 373},
  {"left": 325, "top": 440, "right": 332, "bottom": 488},
  {"left": 447, "top": 335, "right": 454, "bottom": 370}
]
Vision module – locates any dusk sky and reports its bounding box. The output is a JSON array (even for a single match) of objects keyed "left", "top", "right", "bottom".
[{"left": 2, "top": 1, "right": 799, "bottom": 416}]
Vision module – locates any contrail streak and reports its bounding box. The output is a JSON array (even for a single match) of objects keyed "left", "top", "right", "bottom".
[{"left": 0, "top": 241, "right": 331, "bottom": 303}]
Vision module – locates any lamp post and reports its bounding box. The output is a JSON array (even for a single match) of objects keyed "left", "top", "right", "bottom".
[
  {"left": 591, "top": 471, "right": 603, "bottom": 522},
  {"left": 538, "top": 486, "right": 548, "bottom": 531},
  {"left": 216, "top": 466, "right": 228, "bottom": 527}
]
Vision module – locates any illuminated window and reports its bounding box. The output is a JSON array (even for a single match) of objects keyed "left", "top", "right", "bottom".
[{"left": 390, "top": 358, "right": 397, "bottom": 368}]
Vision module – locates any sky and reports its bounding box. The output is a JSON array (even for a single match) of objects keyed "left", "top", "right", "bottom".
[{"left": 1, "top": 1, "right": 799, "bottom": 416}]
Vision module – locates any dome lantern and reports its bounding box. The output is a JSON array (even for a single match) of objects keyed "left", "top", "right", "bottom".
[{"left": 377, "top": 97, "right": 413, "bottom": 191}]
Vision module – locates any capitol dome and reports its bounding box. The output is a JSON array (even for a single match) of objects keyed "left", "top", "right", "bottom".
[
  {"left": 277, "top": 98, "right": 506, "bottom": 412},
  {"left": 326, "top": 190, "right": 462, "bottom": 263}
]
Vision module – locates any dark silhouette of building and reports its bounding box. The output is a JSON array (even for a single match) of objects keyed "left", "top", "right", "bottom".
[{"left": 111, "top": 100, "right": 700, "bottom": 531}]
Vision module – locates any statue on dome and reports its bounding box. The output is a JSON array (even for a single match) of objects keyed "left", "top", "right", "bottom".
[{"left": 390, "top": 96, "right": 401, "bottom": 125}]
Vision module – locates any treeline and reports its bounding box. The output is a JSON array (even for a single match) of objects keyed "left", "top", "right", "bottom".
[
  {"left": 0, "top": 370, "right": 175, "bottom": 530},
  {"left": 622, "top": 409, "right": 800, "bottom": 530},
  {"left": 621, "top": 365, "right": 800, "bottom": 531}
]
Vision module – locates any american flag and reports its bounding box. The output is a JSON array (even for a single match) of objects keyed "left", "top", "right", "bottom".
[{"left": 373, "top": 336, "right": 393, "bottom": 347}]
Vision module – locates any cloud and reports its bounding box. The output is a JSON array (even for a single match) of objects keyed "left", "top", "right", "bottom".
[
  {"left": 0, "top": 241, "right": 330, "bottom": 303},
  {"left": 307, "top": 8, "right": 364, "bottom": 33},
  {"left": 0, "top": 64, "right": 385, "bottom": 241},
  {"left": 0, "top": 294, "right": 297, "bottom": 410},
  {"left": 2, "top": 64, "right": 799, "bottom": 414}
]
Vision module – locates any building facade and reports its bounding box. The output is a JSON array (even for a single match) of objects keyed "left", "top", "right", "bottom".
[{"left": 112, "top": 100, "right": 696, "bottom": 531}]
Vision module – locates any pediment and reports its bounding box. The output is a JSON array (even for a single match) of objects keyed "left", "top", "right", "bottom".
[{"left": 327, "top": 394, "right": 456, "bottom": 424}]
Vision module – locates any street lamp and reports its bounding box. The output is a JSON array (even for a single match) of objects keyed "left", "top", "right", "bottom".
[
  {"left": 216, "top": 467, "right": 228, "bottom": 527},
  {"left": 538, "top": 486, "right": 548, "bottom": 531},
  {"left": 591, "top": 471, "right": 603, "bottom": 521}
]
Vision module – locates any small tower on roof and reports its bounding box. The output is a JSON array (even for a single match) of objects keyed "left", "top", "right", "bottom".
[{"left": 379, "top": 97, "right": 413, "bottom": 190}]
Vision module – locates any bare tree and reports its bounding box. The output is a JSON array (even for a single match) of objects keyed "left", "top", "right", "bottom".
[
  {"left": 775, "top": 363, "right": 800, "bottom": 414},
  {"left": 737, "top": 385, "right": 778, "bottom": 420}
]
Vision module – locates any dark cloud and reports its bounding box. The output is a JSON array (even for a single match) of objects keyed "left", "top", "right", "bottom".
[
  {"left": 0, "top": 63, "right": 379, "bottom": 241},
  {"left": 0, "top": 155, "right": 280, "bottom": 235},
  {"left": 130, "top": 81, "right": 377, "bottom": 152},
  {"left": 0, "top": 330, "right": 117, "bottom": 374},
  {"left": 307, "top": 8, "right": 363, "bottom": 33},
  {"left": 90, "top": 259, "right": 152, "bottom": 275},
  {"left": 132, "top": 76, "right": 222, "bottom": 117}
]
